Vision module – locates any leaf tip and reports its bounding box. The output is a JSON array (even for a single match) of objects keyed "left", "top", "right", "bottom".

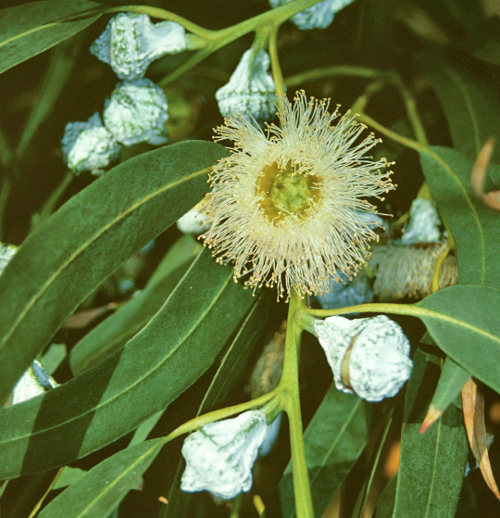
[{"left": 419, "top": 404, "right": 442, "bottom": 434}]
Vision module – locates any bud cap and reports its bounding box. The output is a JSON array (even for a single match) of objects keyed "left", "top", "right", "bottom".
[
  {"left": 61, "top": 113, "right": 121, "bottom": 175},
  {"left": 12, "top": 360, "right": 58, "bottom": 405},
  {"left": 181, "top": 410, "right": 270, "bottom": 500},
  {"left": 215, "top": 48, "right": 276, "bottom": 124},
  {"left": 91, "top": 13, "right": 187, "bottom": 80},
  {"left": 313, "top": 315, "right": 412, "bottom": 402},
  {"left": 103, "top": 79, "right": 169, "bottom": 146}
]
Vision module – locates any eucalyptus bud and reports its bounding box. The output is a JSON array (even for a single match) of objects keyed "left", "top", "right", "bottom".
[
  {"left": 0, "top": 243, "right": 17, "bottom": 276},
  {"left": 316, "top": 271, "right": 373, "bottom": 310},
  {"left": 176, "top": 207, "right": 210, "bottom": 235},
  {"left": 313, "top": 315, "right": 412, "bottom": 402},
  {"left": 215, "top": 48, "right": 276, "bottom": 124},
  {"left": 12, "top": 360, "right": 58, "bottom": 405},
  {"left": 401, "top": 199, "right": 442, "bottom": 244},
  {"left": 91, "top": 13, "right": 188, "bottom": 80},
  {"left": 181, "top": 410, "right": 270, "bottom": 500},
  {"left": 103, "top": 79, "right": 169, "bottom": 146},
  {"left": 61, "top": 113, "right": 121, "bottom": 175},
  {"left": 269, "top": 0, "right": 356, "bottom": 30}
]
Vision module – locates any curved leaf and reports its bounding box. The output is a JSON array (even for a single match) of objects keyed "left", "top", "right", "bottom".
[
  {"left": 393, "top": 349, "right": 468, "bottom": 518},
  {"left": 0, "top": 0, "right": 104, "bottom": 74},
  {"left": 38, "top": 438, "right": 165, "bottom": 518},
  {"left": 0, "top": 140, "right": 228, "bottom": 405},
  {"left": 69, "top": 235, "right": 201, "bottom": 375},
  {"left": 0, "top": 249, "right": 254, "bottom": 479}
]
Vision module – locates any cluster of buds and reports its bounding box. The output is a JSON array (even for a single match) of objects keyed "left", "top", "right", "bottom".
[{"left": 62, "top": 12, "right": 194, "bottom": 175}]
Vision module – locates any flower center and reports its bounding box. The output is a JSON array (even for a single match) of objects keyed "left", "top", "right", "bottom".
[{"left": 256, "top": 161, "right": 320, "bottom": 223}]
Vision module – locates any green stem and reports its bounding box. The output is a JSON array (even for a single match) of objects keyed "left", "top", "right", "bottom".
[
  {"left": 280, "top": 291, "right": 315, "bottom": 518},
  {"left": 286, "top": 65, "right": 383, "bottom": 88},
  {"left": 269, "top": 22, "right": 285, "bottom": 97},
  {"left": 149, "top": 0, "right": 324, "bottom": 86},
  {"left": 35, "top": 172, "right": 74, "bottom": 229},
  {"left": 0, "top": 176, "right": 11, "bottom": 242},
  {"left": 350, "top": 79, "right": 385, "bottom": 114}
]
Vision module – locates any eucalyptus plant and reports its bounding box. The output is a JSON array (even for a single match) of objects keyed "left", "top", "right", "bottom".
[{"left": 1, "top": 0, "right": 500, "bottom": 517}]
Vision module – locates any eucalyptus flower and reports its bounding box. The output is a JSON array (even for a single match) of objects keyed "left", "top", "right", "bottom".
[
  {"left": 181, "top": 410, "right": 270, "bottom": 500},
  {"left": 61, "top": 113, "right": 121, "bottom": 175},
  {"left": 201, "top": 91, "right": 394, "bottom": 300},
  {"left": 401, "top": 199, "right": 441, "bottom": 244},
  {"left": 103, "top": 79, "right": 169, "bottom": 146},
  {"left": 313, "top": 315, "right": 412, "bottom": 402},
  {"left": 215, "top": 48, "right": 276, "bottom": 123},
  {"left": 269, "top": 0, "right": 356, "bottom": 30},
  {"left": 91, "top": 13, "right": 188, "bottom": 80}
]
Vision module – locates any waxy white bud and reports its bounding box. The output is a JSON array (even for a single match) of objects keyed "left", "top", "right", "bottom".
[
  {"left": 269, "top": 0, "right": 356, "bottom": 30},
  {"left": 215, "top": 48, "right": 276, "bottom": 124},
  {"left": 313, "top": 315, "right": 412, "bottom": 402},
  {"left": 181, "top": 410, "right": 270, "bottom": 500},
  {"left": 0, "top": 243, "right": 17, "bottom": 276},
  {"left": 401, "top": 199, "right": 441, "bottom": 244},
  {"left": 91, "top": 13, "right": 188, "bottom": 80},
  {"left": 103, "top": 79, "right": 169, "bottom": 146},
  {"left": 176, "top": 208, "right": 210, "bottom": 235},
  {"left": 61, "top": 113, "right": 121, "bottom": 175},
  {"left": 12, "top": 360, "right": 58, "bottom": 405}
]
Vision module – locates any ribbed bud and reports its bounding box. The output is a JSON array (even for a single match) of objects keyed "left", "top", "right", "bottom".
[
  {"left": 103, "top": 79, "right": 169, "bottom": 146},
  {"left": 215, "top": 48, "right": 276, "bottom": 124},
  {"left": 401, "top": 199, "right": 441, "bottom": 244},
  {"left": 181, "top": 410, "right": 270, "bottom": 500},
  {"left": 313, "top": 315, "right": 412, "bottom": 402},
  {"left": 316, "top": 271, "right": 373, "bottom": 310},
  {"left": 61, "top": 113, "right": 121, "bottom": 175},
  {"left": 269, "top": 0, "right": 356, "bottom": 30},
  {"left": 90, "top": 13, "right": 188, "bottom": 80},
  {"left": 176, "top": 208, "right": 210, "bottom": 235}
]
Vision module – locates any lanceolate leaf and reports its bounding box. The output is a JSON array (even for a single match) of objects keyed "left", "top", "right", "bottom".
[
  {"left": 38, "top": 438, "right": 165, "bottom": 518},
  {"left": 280, "top": 386, "right": 371, "bottom": 518},
  {"left": 393, "top": 349, "right": 468, "bottom": 518},
  {"left": 69, "top": 235, "right": 201, "bottom": 375},
  {"left": 0, "top": 140, "right": 228, "bottom": 405},
  {"left": 420, "top": 146, "right": 500, "bottom": 288},
  {"left": 0, "top": 248, "right": 255, "bottom": 479},
  {"left": 0, "top": 0, "right": 104, "bottom": 74}
]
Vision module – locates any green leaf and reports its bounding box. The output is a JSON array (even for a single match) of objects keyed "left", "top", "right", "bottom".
[
  {"left": 0, "top": 249, "right": 255, "bottom": 479},
  {"left": 393, "top": 349, "right": 468, "bottom": 518},
  {"left": 280, "top": 386, "right": 371, "bottom": 518},
  {"left": 429, "top": 356, "right": 471, "bottom": 413},
  {"left": 420, "top": 146, "right": 500, "bottom": 287},
  {"left": 38, "top": 439, "right": 165, "bottom": 518},
  {"left": 416, "top": 285, "right": 500, "bottom": 395},
  {"left": 0, "top": 140, "right": 228, "bottom": 405},
  {"left": 69, "top": 234, "right": 202, "bottom": 375},
  {"left": 52, "top": 467, "right": 87, "bottom": 490},
  {"left": 0, "top": 0, "right": 105, "bottom": 74},
  {"left": 418, "top": 54, "right": 500, "bottom": 163}
]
